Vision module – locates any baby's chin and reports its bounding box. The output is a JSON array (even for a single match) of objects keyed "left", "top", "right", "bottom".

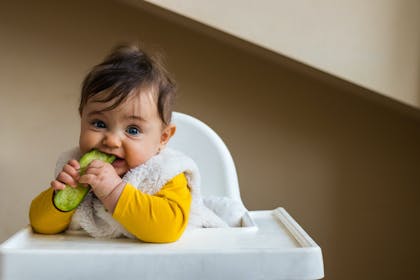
[{"left": 115, "top": 168, "right": 128, "bottom": 177}]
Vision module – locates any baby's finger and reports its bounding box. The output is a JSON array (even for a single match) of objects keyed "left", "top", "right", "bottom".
[
  {"left": 78, "top": 174, "right": 96, "bottom": 186},
  {"left": 87, "top": 160, "right": 105, "bottom": 169},
  {"left": 51, "top": 180, "right": 66, "bottom": 191},
  {"left": 63, "top": 164, "right": 80, "bottom": 180},
  {"left": 57, "top": 171, "right": 78, "bottom": 187},
  {"left": 84, "top": 161, "right": 105, "bottom": 175},
  {"left": 67, "top": 159, "right": 80, "bottom": 170}
]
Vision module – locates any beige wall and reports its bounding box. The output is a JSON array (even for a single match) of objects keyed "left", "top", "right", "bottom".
[
  {"left": 1, "top": 1, "right": 419, "bottom": 279},
  {"left": 141, "top": 0, "right": 420, "bottom": 109}
]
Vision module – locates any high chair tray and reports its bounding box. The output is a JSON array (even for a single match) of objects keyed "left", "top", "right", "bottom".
[{"left": 0, "top": 208, "right": 324, "bottom": 280}]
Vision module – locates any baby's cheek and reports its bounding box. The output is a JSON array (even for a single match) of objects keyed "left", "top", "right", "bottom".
[
  {"left": 126, "top": 154, "right": 147, "bottom": 169},
  {"left": 79, "top": 132, "right": 97, "bottom": 153},
  {"left": 79, "top": 139, "right": 91, "bottom": 154}
]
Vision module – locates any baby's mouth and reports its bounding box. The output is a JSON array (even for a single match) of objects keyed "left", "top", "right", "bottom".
[
  {"left": 111, "top": 157, "right": 126, "bottom": 168},
  {"left": 112, "top": 157, "right": 125, "bottom": 165}
]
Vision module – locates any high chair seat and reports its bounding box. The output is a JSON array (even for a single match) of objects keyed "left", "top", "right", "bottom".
[{"left": 0, "top": 112, "right": 324, "bottom": 280}]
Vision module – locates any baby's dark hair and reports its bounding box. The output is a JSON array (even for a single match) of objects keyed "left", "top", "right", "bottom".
[{"left": 79, "top": 44, "right": 176, "bottom": 125}]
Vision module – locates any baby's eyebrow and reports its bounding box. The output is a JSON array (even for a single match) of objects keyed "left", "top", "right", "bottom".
[
  {"left": 125, "top": 115, "right": 146, "bottom": 122},
  {"left": 87, "top": 110, "right": 104, "bottom": 117}
]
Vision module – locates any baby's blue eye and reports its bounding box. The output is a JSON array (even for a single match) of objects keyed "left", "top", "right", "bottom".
[
  {"left": 126, "top": 126, "right": 140, "bottom": 135},
  {"left": 92, "top": 120, "right": 106, "bottom": 129}
]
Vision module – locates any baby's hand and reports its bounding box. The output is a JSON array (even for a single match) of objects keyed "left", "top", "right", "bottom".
[
  {"left": 51, "top": 160, "right": 81, "bottom": 191},
  {"left": 78, "top": 160, "right": 123, "bottom": 199}
]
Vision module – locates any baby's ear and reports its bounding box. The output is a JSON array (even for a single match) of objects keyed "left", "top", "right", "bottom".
[{"left": 160, "top": 124, "right": 176, "bottom": 147}]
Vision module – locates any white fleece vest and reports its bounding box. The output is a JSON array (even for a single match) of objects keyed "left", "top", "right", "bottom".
[{"left": 54, "top": 147, "right": 245, "bottom": 239}]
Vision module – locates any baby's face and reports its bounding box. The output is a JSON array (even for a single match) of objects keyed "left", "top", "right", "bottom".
[{"left": 79, "top": 89, "right": 174, "bottom": 176}]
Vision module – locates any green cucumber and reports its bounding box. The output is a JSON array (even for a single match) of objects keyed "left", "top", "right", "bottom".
[{"left": 53, "top": 150, "right": 116, "bottom": 211}]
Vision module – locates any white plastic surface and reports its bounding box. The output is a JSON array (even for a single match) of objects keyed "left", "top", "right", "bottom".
[
  {"left": 0, "top": 208, "right": 324, "bottom": 280},
  {"left": 169, "top": 112, "right": 241, "bottom": 200}
]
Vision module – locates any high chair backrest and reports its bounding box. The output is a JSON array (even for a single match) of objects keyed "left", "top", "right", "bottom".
[{"left": 168, "top": 112, "right": 241, "bottom": 201}]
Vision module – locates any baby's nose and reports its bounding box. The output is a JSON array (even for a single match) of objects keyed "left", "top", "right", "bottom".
[{"left": 102, "top": 132, "right": 122, "bottom": 148}]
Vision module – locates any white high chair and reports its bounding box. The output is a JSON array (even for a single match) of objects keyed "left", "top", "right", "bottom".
[
  {"left": 169, "top": 112, "right": 241, "bottom": 200},
  {"left": 0, "top": 112, "right": 324, "bottom": 280}
]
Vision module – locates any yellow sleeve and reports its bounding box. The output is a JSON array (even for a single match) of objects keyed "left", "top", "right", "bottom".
[
  {"left": 113, "top": 173, "right": 191, "bottom": 243},
  {"left": 29, "top": 187, "right": 75, "bottom": 234}
]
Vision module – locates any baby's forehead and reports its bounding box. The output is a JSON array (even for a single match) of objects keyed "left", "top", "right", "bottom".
[
  {"left": 124, "top": 90, "right": 159, "bottom": 113},
  {"left": 85, "top": 87, "right": 159, "bottom": 118},
  {"left": 89, "top": 85, "right": 157, "bottom": 107},
  {"left": 127, "top": 86, "right": 159, "bottom": 103}
]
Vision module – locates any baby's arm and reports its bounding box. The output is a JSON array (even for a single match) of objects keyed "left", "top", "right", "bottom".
[
  {"left": 29, "top": 188, "right": 75, "bottom": 234},
  {"left": 29, "top": 160, "right": 80, "bottom": 234},
  {"left": 112, "top": 173, "right": 191, "bottom": 243},
  {"left": 77, "top": 161, "right": 191, "bottom": 242}
]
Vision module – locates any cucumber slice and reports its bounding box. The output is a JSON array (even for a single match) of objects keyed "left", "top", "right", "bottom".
[{"left": 53, "top": 150, "right": 116, "bottom": 211}]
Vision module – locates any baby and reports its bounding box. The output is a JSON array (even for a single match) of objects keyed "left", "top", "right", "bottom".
[{"left": 29, "top": 44, "right": 228, "bottom": 242}]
